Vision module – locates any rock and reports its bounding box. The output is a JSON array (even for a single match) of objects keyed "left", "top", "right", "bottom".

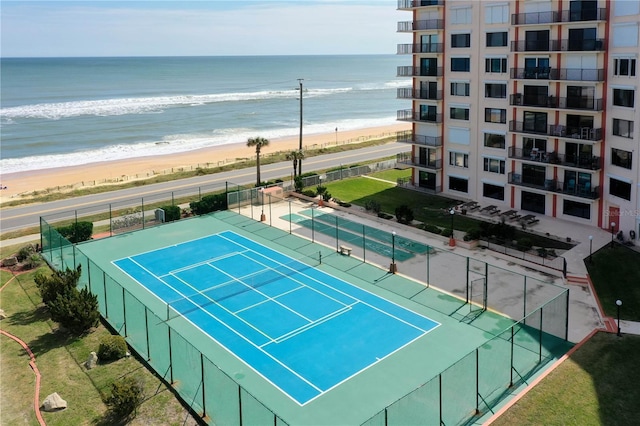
[
  {"left": 1, "top": 257, "right": 18, "bottom": 267},
  {"left": 41, "top": 393, "right": 67, "bottom": 411},
  {"left": 0, "top": 309, "right": 6, "bottom": 320},
  {"left": 84, "top": 351, "right": 98, "bottom": 370}
]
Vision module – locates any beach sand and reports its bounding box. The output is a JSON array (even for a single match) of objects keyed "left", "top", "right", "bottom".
[{"left": 0, "top": 123, "right": 410, "bottom": 201}]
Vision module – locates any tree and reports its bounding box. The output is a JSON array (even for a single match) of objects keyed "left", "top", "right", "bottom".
[
  {"left": 285, "top": 149, "right": 305, "bottom": 179},
  {"left": 246, "top": 136, "right": 270, "bottom": 186}
]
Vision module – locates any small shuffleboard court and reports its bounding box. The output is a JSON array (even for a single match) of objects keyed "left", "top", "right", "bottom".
[{"left": 113, "top": 230, "right": 439, "bottom": 405}]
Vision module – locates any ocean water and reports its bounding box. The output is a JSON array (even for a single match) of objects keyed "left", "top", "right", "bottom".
[{"left": 0, "top": 55, "right": 406, "bottom": 174}]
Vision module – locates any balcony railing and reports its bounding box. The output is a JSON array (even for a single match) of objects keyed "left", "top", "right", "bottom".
[
  {"left": 397, "top": 88, "right": 443, "bottom": 100},
  {"left": 396, "top": 130, "right": 443, "bottom": 147},
  {"left": 397, "top": 152, "right": 442, "bottom": 170},
  {"left": 511, "top": 8, "right": 607, "bottom": 25},
  {"left": 397, "top": 66, "right": 444, "bottom": 77},
  {"left": 397, "top": 0, "right": 444, "bottom": 10},
  {"left": 510, "top": 39, "right": 605, "bottom": 52},
  {"left": 509, "top": 121, "right": 603, "bottom": 141},
  {"left": 507, "top": 147, "right": 601, "bottom": 170},
  {"left": 507, "top": 173, "right": 600, "bottom": 199},
  {"left": 397, "top": 19, "right": 444, "bottom": 32},
  {"left": 510, "top": 67, "right": 605, "bottom": 82},
  {"left": 510, "top": 94, "right": 603, "bottom": 111},
  {"left": 397, "top": 109, "right": 443, "bottom": 123},
  {"left": 397, "top": 43, "right": 444, "bottom": 54}
]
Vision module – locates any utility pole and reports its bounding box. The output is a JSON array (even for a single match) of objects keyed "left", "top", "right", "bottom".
[{"left": 298, "top": 78, "right": 304, "bottom": 177}]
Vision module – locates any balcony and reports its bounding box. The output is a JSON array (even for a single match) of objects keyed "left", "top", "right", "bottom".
[
  {"left": 508, "top": 173, "right": 600, "bottom": 199},
  {"left": 510, "top": 39, "right": 605, "bottom": 52},
  {"left": 396, "top": 130, "right": 443, "bottom": 147},
  {"left": 511, "top": 8, "right": 607, "bottom": 25},
  {"left": 397, "top": 66, "right": 444, "bottom": 77},
  {"left": 397, "top": 152, "right": 442, "bottom": 170},
  {"left": 510, "top": 67, "right": 605, "bottom": 82},
  {"left": 507, "top": 147, "right": 602, "bottom": 170},
  {"left": 397, "top": 0, "right": 444, "bottom": 10},
  {"left": 397, "top": 87, "right": 443, "bottom": 100},
  {"left": 510, "top": 94, "right": 603, "bottom": 111},
  {"left": 509, "top": 121, "right": 603, "bottom": 141},
  {"left": 397, "top": 43, "right": 444, "bottom": 54},
  {"left": 397, "top": 19, "right": 444, "bottom": 32},
  {"left": 397, "top": 109, "right": 443, "bottom": 123}
]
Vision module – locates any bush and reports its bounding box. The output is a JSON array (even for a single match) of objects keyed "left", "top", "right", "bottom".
[
  {"left": 364, "top": 200, "right": 381, "bottom": 214},
  {"left": 315, "top": 184, "right": 327, "bottom": 196},
  {"left": 294, "top": 176, "right": 304, "bottom": 193},
  {"left": 23, "top": 254, "right": 42, "bottom": 270},
  {"left": 422, "top": 224, "right": 441, "bottom": 235},
  {"left": 160, "top": 205, "right": 181, "bottom": 222},
  {"left": 464, "top": 228, "right": 482, "bottom": 242},
  {"left": 16, "top": 244, "right": 36, "bottom": 262},
  {"left": 441, "top": 228, "right": 452, "bottom": 238},
  {"left": 35, "top": 266, "right": 82, "bottom": 306},
  {"left": 378, "top": 212, "right": 394, "bottom": 220},
  {"left": 322, "top": 191, "right": 332, "bottom": 202},
  {"left": 98, "top": 335, "right": 128, "bottom": 361},
  {"left": 57, "top": 221, "right": 93, "bottom": 243},
  {"left": 302, "top": 189, "right": 316, "bottom": 197},
  {"left": 107, "top": 376, "right": 144, "bottom": 418},
  {"left": 189, "top": 193, "right": 227, "bottom": 215},
  {"left": 395, "top": 205, "right": 414, "bottom": 225}
]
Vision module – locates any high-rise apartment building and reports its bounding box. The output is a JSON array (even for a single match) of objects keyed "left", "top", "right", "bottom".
[{"left": 397, "top": 0, "right": 639, "bottom": 238}]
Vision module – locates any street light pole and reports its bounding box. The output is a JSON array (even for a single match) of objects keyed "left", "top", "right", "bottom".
[
  {"left": 390, "top": 231, "right": 397, "bottom": 274},
  {"left": 610, "top": 222, "right": 616, "bottom": 248},
  {"left": 449, "top": 208, "right": 456, "bottom": 247},
  {"left": 588, "top": 235, "right": 593, "bottom": 264},
  {"left": 616, "top": 299, "right": 622, "bottom": 336}
]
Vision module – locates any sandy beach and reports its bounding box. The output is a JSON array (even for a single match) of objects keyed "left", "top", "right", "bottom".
[{"left": 0, "top": 123, "right": 410, "bottom": 201}]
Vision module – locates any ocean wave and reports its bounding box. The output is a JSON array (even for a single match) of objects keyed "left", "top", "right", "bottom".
[
  {"left": 0, "top": 83, "right": 396, "bottom": 121},
  {"left": 0, "top": 116, "right": 399, "bottom": 174}
]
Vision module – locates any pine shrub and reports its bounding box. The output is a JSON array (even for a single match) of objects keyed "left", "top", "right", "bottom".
[
  {"left": 107, "top": 377, "right": 144, "bottom": 418},
  {"left": 98, "top": 335, "right": 128, "bottom": 361}
]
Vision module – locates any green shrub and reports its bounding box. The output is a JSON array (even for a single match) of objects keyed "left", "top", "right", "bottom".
[
  {"left": 23, "top": 254, "right": 42, "bottom": 270},
  {"left": 98, "top": 335, "right": 128, "bottom": 361},
  {"left": 302, "top": 189, "right": 316, "bottom": 197},
  {"left": 160, "top": 205, "right": 181, "bottom": 222},
  {"left": 517, "top": 237, "right": 534, "bottom": 251},
  {"left": 322, "top": 191, "right": 332, "bottom": 202},
  {"left": 378, "top": 212, "right": 393, "bottom": 220},
  {"left": 189, "top": 193, "right": 227, "bottom": 215},
  {"left": 315, "top": 184, "right": 327, "bottom": 196},
  {"left": 365, "top": 200, "right": 381, "bottom": 214},
  {"left": 395, "top": 205, "right": 414, "bottom": 225},
  {"left": 48, "top": 287, "right": 100, "bottom": 334},
  {"left": 107, "top": 377, "right": 144, "bottom": 418},
  {"left": 441, "top": 228, "right": 452, "bottom": 238},
  {"left": 422, "top": 224, "right": 442, "bottom": 235},
  {"left": 16, "top": 244, "right": 36, "bottom": 262},
  {"left": 464, "top": 228, "right": 482, "bottom": 241},
  {"left": 35, "top": 266, "right": 82, "bottom": 306},
  {"left": 294, "top": 176, "right": 304, "bottom": 193},
  {"left": 57, "top": 221, "right": 94, "bottom": 243}
]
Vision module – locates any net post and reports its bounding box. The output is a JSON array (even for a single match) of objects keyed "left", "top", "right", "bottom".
[
  {"left": 319, "top": 251, "right": 322, "bottom": 265},
  {"left": 335, "top": 216, "right": 339, "bottom": 252}
]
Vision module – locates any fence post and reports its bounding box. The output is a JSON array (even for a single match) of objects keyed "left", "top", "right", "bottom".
[{"left": 335, "top": 216, "right": 339, "bottom": 252}]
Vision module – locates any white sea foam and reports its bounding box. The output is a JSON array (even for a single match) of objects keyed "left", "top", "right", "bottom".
[{"left": 0, "top": 116, "right": 399, "bottom": 174}]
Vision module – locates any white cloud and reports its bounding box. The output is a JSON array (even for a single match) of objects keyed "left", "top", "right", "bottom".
[{"left": 1, "top": 1, "right": 405, "bottom": 57}]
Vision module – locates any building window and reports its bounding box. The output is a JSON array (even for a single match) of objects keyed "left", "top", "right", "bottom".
[
  {"left": 451, "top": 33, "right": 471, "bottom": 48},
  {"left": 614, "top": 58, "right": 636, "bottom": 77},
  {"left": 563, "top": 200, "right": 590, "bottom": 219},
  {"left": 486, "top": 32, "right": 508, "bottom": 47},
  {"left": 451, "top": 7, "right": 472, "bottom": 25},
  {"left": 609, "top": 178, "right": 631, "bottom": 200},
  {"left": 449, "top": 176, "right": 469, "bottom": 193},
  {"left": 485, "top": 58, "right": 507, "bottom": 73},
  {"left": 483, "top": 183, "right": 505, "bottom": 200},
  {"left": 449, "top": 152, "right": 469, "bottom": 168},
  {"left": 483, "top": 158, "right": 506, "bottom": 174},
  {"left": 613, "top": 88, "right": 635, "bottom": 107},
  {"left": 450, "top": 82, "right": 470, "bottom": 96},
  {"left": 485, "top": 108, "right": 506, "bottom": 123},
  {"left": 613, "top": 119, "right": 634, "bottom": 138},
  {"left": 523, "top": 111, "right": 548, "bottom": 134},
  {"left": 485, "top": 4, "right": 509, "bottom": 24},
  {"left": 451, "top": 57, "right": 471, "bottom": 72},
  {"left": 450, "top": 107, "right": 469, "bottom": 120},
  {"left": 485, "top": 83, "right": 507, "bottom": 98},
  {"left": 484, "top": 133, "right": 505, "bottom": 148},
  {"left": 612, "top": 148, "right": 633, "bottom": 169}
]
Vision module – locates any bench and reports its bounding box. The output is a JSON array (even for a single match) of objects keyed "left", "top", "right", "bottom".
[{"left": 339, "top": 245, "right": 352, "bottom": 256}]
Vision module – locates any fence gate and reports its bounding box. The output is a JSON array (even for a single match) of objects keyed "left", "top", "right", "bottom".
[{"left": 467, "top": 258, "right": 487, "bottom": 313}]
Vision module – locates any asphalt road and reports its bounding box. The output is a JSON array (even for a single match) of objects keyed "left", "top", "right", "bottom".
[{"left": 0, "top": 143, "right": 408, "bottom": 233}]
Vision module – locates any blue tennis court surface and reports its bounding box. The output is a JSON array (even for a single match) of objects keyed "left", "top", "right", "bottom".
[{"left": 114, "top": 230, "right": 439, "bottom": 405}]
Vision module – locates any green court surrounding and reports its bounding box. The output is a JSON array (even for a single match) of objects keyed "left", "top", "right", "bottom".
[{"left": 40, "top": 195, "right": 571, "bottom": 425}]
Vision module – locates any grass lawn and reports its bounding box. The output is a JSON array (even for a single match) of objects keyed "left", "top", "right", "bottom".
[
  {"left": 0, "top": 243, "right": 198, "bottom": 426},
  {"left": 492, "top": 332, "right": 640, "bottom": 426},
  {"left": 586, "top": 244, "right": 640, "bottom": 321}
]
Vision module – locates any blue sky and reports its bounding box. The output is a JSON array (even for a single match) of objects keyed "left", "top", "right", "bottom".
[{"left": 1, "top": 1, "right": 405, "bottom": 57}]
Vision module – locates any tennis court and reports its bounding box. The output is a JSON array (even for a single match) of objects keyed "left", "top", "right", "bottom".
[{"left": 113, "top": 230, "right": 439, "bottom": 405}]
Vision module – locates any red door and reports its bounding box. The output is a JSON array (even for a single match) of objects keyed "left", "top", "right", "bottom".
[{"left": 608, "top": 206, "right": 620, "bottom": 233}]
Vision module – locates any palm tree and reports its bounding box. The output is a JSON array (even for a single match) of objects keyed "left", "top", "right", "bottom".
[
  {"left": 246, "top": 136, "right": 269, "bottom": 186},
  {"left": 285, "top": 149, "right": 305, "bottom": 179}
]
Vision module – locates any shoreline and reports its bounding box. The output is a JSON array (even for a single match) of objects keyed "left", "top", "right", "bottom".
[{"left": 0, "top": 123, "right": 410, "bottom": 201}]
